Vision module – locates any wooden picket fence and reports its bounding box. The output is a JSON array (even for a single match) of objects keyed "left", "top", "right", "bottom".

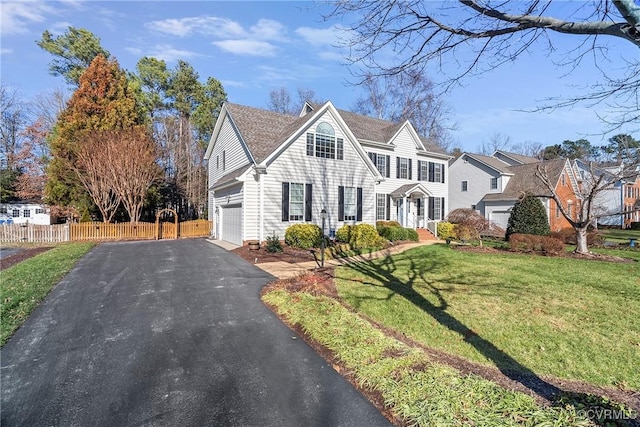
[
  {"left": 0, "top": 223, "right": 69, "bottom": 243},
  {"left": 0, "top": 220, "right": 212, "bottom": 243}
]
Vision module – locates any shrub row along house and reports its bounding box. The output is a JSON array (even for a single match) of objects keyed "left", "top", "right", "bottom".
[{"left": 205, "top": 101, "right": 450, "bottom": 245}]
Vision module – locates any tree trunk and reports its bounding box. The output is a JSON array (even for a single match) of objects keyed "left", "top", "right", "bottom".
[{"left": 575, "top": 227, "right": 589, "bottom": 254}]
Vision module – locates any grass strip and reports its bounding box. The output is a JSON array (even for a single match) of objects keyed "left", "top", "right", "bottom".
[
  {"left": 1, "top": 242, "right": 94, "bottom": 346},
  {"left": 263, "top": 288, "right": 592, "bottom": 427}
]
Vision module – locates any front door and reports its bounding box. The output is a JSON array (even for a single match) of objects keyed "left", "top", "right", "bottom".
[{"left": 397, "top": 199, "right": 404, "bottom": 227}]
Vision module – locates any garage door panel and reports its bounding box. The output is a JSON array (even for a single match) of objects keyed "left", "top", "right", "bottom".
[
  {"left": 222, "top": 204, "right": 242, "bottom": 245},
  {"left": 490, "top": 211, "right": 511, "bottom": 230}
]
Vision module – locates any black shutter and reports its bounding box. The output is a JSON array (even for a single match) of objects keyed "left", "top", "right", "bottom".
[
  {"left": 385, "top": 155, "right": 390, "bottom": 177},
  {"left": 305, "top": 183, "right": 312, "bottom": 222},
  {"left": 428, "top": 162, "right": 435, "bottom": 182},
  {"left": 408, "top": 159, "right": 412, "bottom": 180},
  {"left": 386, "top": 195, "right": 391, "bottom": 221},
  {"left": 338, "top": 186, "right": 345, "bottom": 221},
  {"left": 417, "top": 160, "right": 422, "bottom": 181},
  {"left": 441, "top": 197, "right": 445, "bottom": 219},
  {"left": 428, "top": 197, "right": 434, "bottom": 220},
  {"left": 282, "top": 183, "right": 289, "bottom": 221},
  {"left": 440, "top": 164, "right": 445, "bottom": 183},
  {"left": 356, "top": 187, "right": 363, "bottom": 222},
  {"left": 396, "top": 157, "right": 400, "bottom": 178}
]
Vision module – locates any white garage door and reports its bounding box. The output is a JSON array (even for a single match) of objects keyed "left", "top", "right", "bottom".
[
  {"left": 490, "top": 211, "right": 511, "bottom": 230},
  {"left": 222, "top": 204, "right": 242, "bottom": 245}
]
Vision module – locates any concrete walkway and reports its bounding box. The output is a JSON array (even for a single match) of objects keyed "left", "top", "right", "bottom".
[{"left": 240, "top": 241, "right": 437, "bottom": 280}]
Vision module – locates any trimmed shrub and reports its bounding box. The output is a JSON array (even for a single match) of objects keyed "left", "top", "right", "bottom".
[
  {"left": 506, "top": 194, "right": 550, "bottom": 239},
  {"left": 335, "top": 225, "right": 353, "bottom": 243},
  {"left": 437, "top": 221, "right": 456, "bottom": 241},
  {"left": 550, "top": 228, "right": 603, "bottom": 246},
  {"left": 454, "top": 223, "right": 475, "bottom": 241},
  {"left": 284, "top": 224, "right": 322, "bottom": 249},
  {"left": 350, "top": 223, "right": 383, "bottom": 250},
  {"left": 376, "top": 220, "right": 401, "bottom": 228},
  {"left": 509, "top": 233, "right": 564, "bottom": 254},
  {"left": 378, "top": 225, "right": 406, "bottom": 241},
  {"left": 404, "top": 228, "right": 419, "bottom": 242},
  {"left": 338, "top": 224, "right": 384, "bottom": 249}
]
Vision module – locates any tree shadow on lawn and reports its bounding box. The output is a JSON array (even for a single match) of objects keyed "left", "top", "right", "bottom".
[{"left": 338, "top": 251, "right": 639, "bottom": 424}]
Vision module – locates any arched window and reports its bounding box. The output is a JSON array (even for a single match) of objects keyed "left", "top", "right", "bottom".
[{"left": 306, "top": 122, "right": 344, "bottom": 160}]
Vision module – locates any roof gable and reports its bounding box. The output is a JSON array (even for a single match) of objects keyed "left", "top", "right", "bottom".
[
  {"left": 492, "top": 150, "right": 539, "bottom": 166},
  {"left": 452, "top": 152, "right": 513, "bottom": 174}
]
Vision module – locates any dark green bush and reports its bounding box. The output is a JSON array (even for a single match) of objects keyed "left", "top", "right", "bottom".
[
  {"left": 376, "top": 220, "right": 401, "bottom": 227},
  {"left": 506, "top": 194, "right": 550, "bottom": 239},
  {"left": 630, "top": 222, "right": 640, "bottom": 231},
  {"left": 284, "top": 224, "right": 322, "bottom": 249},
  {"left": 266, "top": 233, "right": 282, "bottom": 253},
  {"left": 404, "top": 228, "right": 419, "bottom": 242}
]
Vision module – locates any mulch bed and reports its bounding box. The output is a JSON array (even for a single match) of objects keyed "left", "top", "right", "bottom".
[
  {"left": 262, "top": 269, "right": 640, "bottom": 423},
  {"left": 232, "top": 244, "right": 318, "bottom": 264},
  {"left": 0, "top": 247, "right": 53, "bottom": 271}
]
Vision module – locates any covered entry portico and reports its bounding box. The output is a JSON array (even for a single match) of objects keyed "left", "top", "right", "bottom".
[{"left": 390, "top": 183, "right": 432, "bottom": 229}]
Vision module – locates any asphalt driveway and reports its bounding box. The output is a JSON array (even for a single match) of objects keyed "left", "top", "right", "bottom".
[{"left": 1, "top": 239, "right": 390, "bottom": 426}]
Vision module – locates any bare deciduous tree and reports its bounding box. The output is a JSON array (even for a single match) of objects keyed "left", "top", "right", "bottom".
[
  {"left": 330, "top": 0, "right": 640, "bottom": 130},
  {"left": 352, "top": 70, "right": 456, "bottom": 150},
  {"left": 267, "top": 86, "right": 321, "bottom": 115}
]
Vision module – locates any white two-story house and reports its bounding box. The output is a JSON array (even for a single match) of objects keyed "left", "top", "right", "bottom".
[{"left": 204, "top": 101, "right": 450, "bottom": 245}]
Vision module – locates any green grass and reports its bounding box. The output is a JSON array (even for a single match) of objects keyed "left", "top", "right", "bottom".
[
  {"left": 1, "top": 242, "right": 94, "bottom": 346},
  {"left": 263, "top": 289, "right": 593, "bottom": 426},
  {"left": 600, "top": 228, "right": 640, "bottom": 244},
  {"left": 334, "top": 244, "right": 639, "bottom": 390}
]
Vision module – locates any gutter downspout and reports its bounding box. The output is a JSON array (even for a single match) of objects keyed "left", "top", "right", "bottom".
[{"left": 254, "top": 165, "right": 267, "bottom": 242}]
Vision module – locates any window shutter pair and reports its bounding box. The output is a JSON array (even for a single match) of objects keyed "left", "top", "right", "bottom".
[
  {"left": 282, "top": 182, "right": 312, "bottom": 222},
  {"left": 396, "top": 157, "right": 400, "bottom": 179}
]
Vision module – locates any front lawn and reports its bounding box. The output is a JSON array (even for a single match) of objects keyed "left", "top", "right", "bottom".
[
  {"left": 334, "top": 244, "right": 639, "bottom": 390},
  {"left": 1, "top": 242, "right": 94, "bottom": 346}
]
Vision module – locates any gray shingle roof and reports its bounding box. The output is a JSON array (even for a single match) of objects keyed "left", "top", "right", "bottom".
[
  {"left": 493, "top": 150, "right": 539, "bottom": 165},
  {"left": 224, "top": 101, "right": 448, "bottom": 165},
  {"left": 464, "top": 153, "right": 513, "bottom": 174},
  {"left": 482, "top": 158, "right": 568, "bottom": 201},
  {"left": 225, "top": 103, "right": 300, "bottom": 164}
]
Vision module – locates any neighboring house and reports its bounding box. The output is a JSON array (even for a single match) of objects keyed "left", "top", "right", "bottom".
[
  {"left": 204, "top": 101, "right": 450, "bottom": 245},
  {"left": 573, "top": 160, "right": 640, "bottom": 228},
  {"left": 449, "top": 151, "right": 580, "bottom": 230},
  {"left": 0, "top": 201, "right": 55, "bottom": 225}
]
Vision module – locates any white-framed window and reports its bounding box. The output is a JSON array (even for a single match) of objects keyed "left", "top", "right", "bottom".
[
  {"left": 35, "top": 208, "right": 45, "bottom": 214},
  {"left": 418, "top": 160, "right": 444, "bottom": 183},
  {"left": 289, "top": 183, "right": 305, "bottom": 221},
  {"left": 23, "top": 209, "right": 31, "bottom": 218},
  {"left": 490, "top": 177, "right": 498, "bottom": 190},
  {"left": 434, "top": 164, "right": 442, "bottom": 183},
  {"left": 376, "top": 194, "right": 387, "bottom": 221},
  {"left": 462, "top": 180, "right": 468, "bottom": 192},
  {"left": 432, "top": 198, "right": 442, "bottom": 220},
  {"left": 420, "top": 161, "right": 429, "bottom": 181},
  {"left": 0, "top": 206, "right": 7, "bottom": 214},
  {"left": 397, "top": 157, "right": 410, "bottom": 179},
  {"left": 12, "top": 209, "right": 20, "bottom": 218},
  {"left": 282, "top": 182, "right": 312, "bottom": 222},
  {"left": 344, "top": 187, "right": 356, "bottom": 221},
  {"left": 306, "top": 122, "right": 343, "bottom": 160},
  {"left": 368, "top": 152, "right": 390, "bottom": 177}
]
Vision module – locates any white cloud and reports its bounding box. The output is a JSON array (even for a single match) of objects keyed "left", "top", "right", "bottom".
[
  {"left": 146, "top": 44, "right": 201, "bottom": 63},
  {"left": 0, "top": 1, "right": 53, "bottom": 36},
  {"left": 1, "top": 48, "right": 13, "bottom": 55},
  {"left": 212, "top": 40, "right": 278, "bottom": 57},
  {"left": 221, "top": 79, "right": 248, "bottom": 89},
  {"left": 295, "top": 25, "right": 347, "bottom": 47},
  {"left": 249, "top": 19, "right": 286, "bottom": 41},
  {"left": 146, "top": 16, "right": 245, "bottom": 38}
]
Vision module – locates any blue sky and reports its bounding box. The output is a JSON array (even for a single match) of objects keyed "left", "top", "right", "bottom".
[{"left": 1, "top": 0, "right": 636, "bottom": 152}]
